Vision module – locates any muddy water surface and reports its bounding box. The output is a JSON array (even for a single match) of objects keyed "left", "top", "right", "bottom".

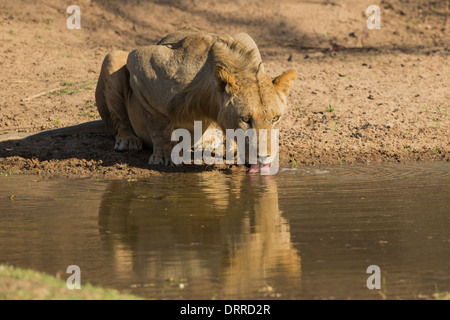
[{"left": 0, "top": 163, "right": 449, "bottom": 299}]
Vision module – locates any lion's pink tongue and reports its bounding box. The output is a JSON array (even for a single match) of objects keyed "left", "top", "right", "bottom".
[
  {"left": 260, "top": 164, "right": 270, "bottom": 175},
  {"left": 247, "top": 164, "right": 270, "bottom": 174},
  {"left": 247, "top": 164, "right": 260, "bottom": 173}
]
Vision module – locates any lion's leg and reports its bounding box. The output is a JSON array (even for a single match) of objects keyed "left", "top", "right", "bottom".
[
  {"left": 114, "top": 126, "right": 142, "bottom": 151},
  {"left": 106, "top": 84, "right": 142, "bottom": 151},
  {"left": 148, "top": 119, "right": 173, "bottom": 166},
  {"left": 96, "top": 50, "right": 142, "bottom": 151},
  {"left": 127, "top": 93, "right": 173, "bottom": 165}
]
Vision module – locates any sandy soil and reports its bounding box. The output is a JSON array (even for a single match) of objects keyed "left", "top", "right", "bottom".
[{"left": 0, "top": 0, "right": 448, "bottom": 179}]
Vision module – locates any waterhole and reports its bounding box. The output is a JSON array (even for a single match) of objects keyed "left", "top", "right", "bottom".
[{"left": 0, "top": 163, "right": 449, "bottom": 299}]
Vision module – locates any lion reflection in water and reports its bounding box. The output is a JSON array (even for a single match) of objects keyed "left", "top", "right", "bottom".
[{"left": 98, "top": 175, "right": 301, "bottom": 299}]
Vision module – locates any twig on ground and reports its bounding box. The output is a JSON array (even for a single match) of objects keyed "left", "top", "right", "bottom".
[{"left": 22, "top": 87, "right": 65, "bottom": 101}]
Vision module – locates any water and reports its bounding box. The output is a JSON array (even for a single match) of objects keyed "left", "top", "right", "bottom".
[{"left": 0, "top": 163, "right": 449, "bottom": 299}]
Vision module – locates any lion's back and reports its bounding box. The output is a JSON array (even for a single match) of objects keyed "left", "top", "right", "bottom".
[
  {"left": 126, "top": 28, "right": 220, "bottom": 110},
  {"left": 125, "top": 27, "right": 264, "bottom": 123}
]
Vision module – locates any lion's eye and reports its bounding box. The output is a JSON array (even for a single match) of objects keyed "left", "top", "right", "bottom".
[
  {"left": 241, "top": 116, "right": 251, "bottom": 124},
  {"left": 272, "top": 115, "right": 280, "bottom": 122}
]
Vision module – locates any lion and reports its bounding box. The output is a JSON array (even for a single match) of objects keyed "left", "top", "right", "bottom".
[
  {"left": 0, "top": 27, "right": 295, "bottom": 171},
  {"left": 95, "top": 26, "right": 296, "bottom": 168}
]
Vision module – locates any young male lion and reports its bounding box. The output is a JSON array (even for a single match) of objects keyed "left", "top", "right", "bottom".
[{"left": 95, "top": 26, "right": 296, "bottom": 168}]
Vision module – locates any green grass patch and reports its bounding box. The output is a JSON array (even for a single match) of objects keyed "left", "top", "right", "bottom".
[
  {"left": 51, "top": 88, "right": 70, "bottom": 95},
  {"left": 326, "top": 104, "right": 335, "bottom": 113},
  {"left": 0, "top": 264, "right": 143, "bottom": 300},
  {"left": 51, "top": 80, "right": 97, "bottom": 96},
  {"left": 290, "top": 158, "right": 298, "bottom": 168}
]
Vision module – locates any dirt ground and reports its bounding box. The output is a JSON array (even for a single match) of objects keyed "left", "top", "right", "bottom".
[{"left": 0, "top": 0, "right": 448, "bottom": 179}]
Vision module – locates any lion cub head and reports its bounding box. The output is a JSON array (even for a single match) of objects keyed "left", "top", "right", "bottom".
[{"left": 214, "top": 62, "right": 296, "bottom": 165}]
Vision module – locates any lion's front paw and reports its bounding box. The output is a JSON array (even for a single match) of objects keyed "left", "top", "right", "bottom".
[
  {"left": 114, "top": 133, "right": 143, "bottom": 151},
  {"left": 149, "top": 152, "right": 173, "bottom": 166}
]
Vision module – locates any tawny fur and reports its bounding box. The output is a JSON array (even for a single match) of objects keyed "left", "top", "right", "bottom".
[{"left": 95, "top": 26, "right": 296, "bottom": 165}]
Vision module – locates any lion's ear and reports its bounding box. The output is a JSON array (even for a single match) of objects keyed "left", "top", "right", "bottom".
[
  {"left": 214, "top": 65, "right": 239, "bottom": 95},
  {"left": 273, "top": 70, "right": 297, "bottom": 95}
]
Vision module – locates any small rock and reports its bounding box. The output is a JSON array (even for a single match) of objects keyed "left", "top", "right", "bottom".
[{"left": 304, "top": 52, "right": 325, "bottom": 59}]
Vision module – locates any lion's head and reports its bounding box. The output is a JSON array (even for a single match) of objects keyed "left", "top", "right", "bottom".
[{"left": 213, "top": 45, "right": 296, "bottom": 169}]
